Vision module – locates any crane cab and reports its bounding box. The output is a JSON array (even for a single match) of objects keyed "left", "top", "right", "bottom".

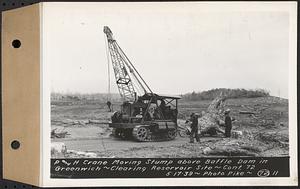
[{"left": 109, "top": 93, "right": 181, "bottom": 141}]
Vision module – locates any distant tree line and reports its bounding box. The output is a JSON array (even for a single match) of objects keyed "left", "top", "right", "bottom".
[
  {"left": 181, "top": 88, "right": 270, "bottom": 101},
  {"left": 51, "top": 92, "right": 121, "bottom": 102}
]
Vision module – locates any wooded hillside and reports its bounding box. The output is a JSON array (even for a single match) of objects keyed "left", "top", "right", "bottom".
[{"left": 181, "top": 88, "right": 270, "bottom": 101}]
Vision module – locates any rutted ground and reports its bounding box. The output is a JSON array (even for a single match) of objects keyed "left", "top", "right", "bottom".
[{"left": 51, "top": 96, "right": 289, "bottom": 158}]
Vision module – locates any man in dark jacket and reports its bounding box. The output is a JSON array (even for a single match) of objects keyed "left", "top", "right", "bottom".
[
  {"left": 189, "top": 113, "right": 200, "bottom": 143},
  {"left": 224, "top": 109, "right": 232, "bottom": 137},
  {"left": 106, "top": 101, "right": 112, "bottom": 112}
]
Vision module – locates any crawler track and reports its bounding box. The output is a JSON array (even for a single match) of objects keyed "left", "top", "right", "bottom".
[{"left": 113, "top": 126, "right": 177, "bottom": 142}]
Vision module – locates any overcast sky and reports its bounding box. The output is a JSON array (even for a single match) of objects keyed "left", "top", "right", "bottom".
[{"left": 43, "top": 2, "right": 291, "bottom": 98}]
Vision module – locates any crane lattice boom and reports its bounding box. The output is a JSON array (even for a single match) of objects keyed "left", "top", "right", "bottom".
[{"left": 103, "top": 26, "right": 152, "bottom": 102}]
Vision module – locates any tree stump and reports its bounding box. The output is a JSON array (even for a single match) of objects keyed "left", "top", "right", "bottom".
[{"left": 199, "top": 95, "right": 227, "bottom": 135}]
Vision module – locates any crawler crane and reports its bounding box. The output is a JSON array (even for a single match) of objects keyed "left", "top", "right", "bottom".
[{"left": 103, "top": 26, "right": 180, "bottom": 141}]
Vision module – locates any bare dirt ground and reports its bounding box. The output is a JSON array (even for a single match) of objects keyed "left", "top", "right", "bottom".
[{"left": 51, "top": 96, "right": 289, "bottom": 158}]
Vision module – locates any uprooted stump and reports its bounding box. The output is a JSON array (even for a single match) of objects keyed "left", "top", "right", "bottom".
[
  {"left": 199, "top": 95, "right": 227, "bottom": 136},
  {"left": 203, "top": 146, "right": 259, "bottom": 156},
  {"left": 202, "top": 139, "right": 264, "bottom": 156},
  {"left": 51, "top": 142, "right": 67, "bottom": 158},
  {"left": 51, "top": 128, "right": 70, "bottom": 138},
  {"left": 258, "top": 131, "right": 289, "bottom": 148}
]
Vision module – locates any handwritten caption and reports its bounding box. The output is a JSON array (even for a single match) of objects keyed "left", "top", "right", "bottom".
[{"left": 51, "top": 157, "right": 289, "bottom": 178}]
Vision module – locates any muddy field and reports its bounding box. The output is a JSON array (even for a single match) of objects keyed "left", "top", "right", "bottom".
[{"left": 51, "top": 96, "right": 289, "bottom": 158}]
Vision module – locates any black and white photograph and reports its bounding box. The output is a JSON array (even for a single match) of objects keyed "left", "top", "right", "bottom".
[{"left": 49, "top": 2, "right": 291, "bottom": 159}]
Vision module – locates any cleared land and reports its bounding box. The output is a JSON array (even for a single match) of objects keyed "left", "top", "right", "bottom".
[{"left": 51, "top": 96, "right": 288, "bottom": 158}]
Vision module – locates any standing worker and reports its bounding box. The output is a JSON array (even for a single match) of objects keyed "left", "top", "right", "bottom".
[
  {"left": 106, "top": 100, "right": 112, "bottom": 112},
  {"left": 189, "top": 113, "right": 200, "bottom": 143},
  {"left": 159, "top": 100, "right": 166, "bottom": 117},
  {"left": 224, "top": 109, "right": 232, "bottom": 137}
]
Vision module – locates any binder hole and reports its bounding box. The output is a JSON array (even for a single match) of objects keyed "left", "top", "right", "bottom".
[
  {"left": 2, "top": 2, "right": 6, "bottom": 6},
  {"left": 12, "top": 39, "right": 21, "bottom": 48},
  {"left": 11, "top": 140, "right": 20, "bottom": 150},
  {"left": 12, "top": 3, "right": 15, "bottom": 6}
]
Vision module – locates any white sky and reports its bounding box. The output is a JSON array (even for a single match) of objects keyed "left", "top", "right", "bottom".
[{"left": 43, "top": 2, "right": 290, "bottom": 98}]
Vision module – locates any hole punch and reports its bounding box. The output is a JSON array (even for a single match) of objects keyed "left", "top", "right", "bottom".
[
  {"left": 11, "top": 140, "right": 20, "bottom": 150},
  {"left": 12, "top": 39, "right": 21, "bottom": 48}
]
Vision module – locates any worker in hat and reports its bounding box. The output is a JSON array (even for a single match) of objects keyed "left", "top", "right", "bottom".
[
  {"left": 189, "top": 113, "right": 200, "bottom": 143},
  {"left": 224, "top": 109, "right": 232, "bottom": 137},
  {"left": 106, "top": 101, "right": 112, "bottom": 112}
]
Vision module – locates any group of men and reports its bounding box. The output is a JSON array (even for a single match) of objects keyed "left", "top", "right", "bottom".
[{"left": 188, "top": 109, "right": 232, "bottom": 143}]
